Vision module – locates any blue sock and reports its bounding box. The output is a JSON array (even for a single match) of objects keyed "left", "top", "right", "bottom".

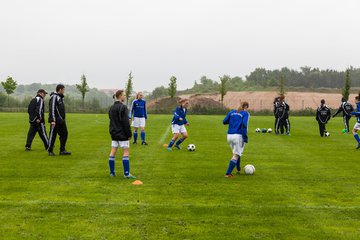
[
  {"left": 354, "top": 134, "right": 360, "bottom": 143},
  {"left": 175, "top": 138, "right": 184, "bottom": 146},
  {"left": 168, "top": 139, "right": 175, "bottom": 148},
  {"left": 141, "top": 131, "right": 145, "bottom": 142},
  {"left": 122, "top": 156, "right": 130, "bottom": 176},
  {"left": 133, "top": 132, "right": 138, "bottom": 143},
  {"left": 236, "top": 156, "right": 241, "bottom": 171},
  {"left": 226, "top": 159, "right": 237, "bottom": 175},
  {"left": 109, "top": 156, "right": 115, "bottom": 174}
]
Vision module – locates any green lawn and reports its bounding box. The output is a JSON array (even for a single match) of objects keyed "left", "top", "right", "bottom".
[{"left": 0, "top": 113, "right": 360, "bottom": 239}]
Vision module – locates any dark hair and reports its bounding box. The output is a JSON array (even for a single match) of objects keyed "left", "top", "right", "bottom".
[
  {"left": 321, "top": 99, "right": 325, "bottom": 104},
  {"left": 56, "top": 84, "right": 65, "bottom": 92},
  {"left": 115, "top": 90, "right": 124, "bottom": 99},
  {"left": 341, "top": 97, "right": 346, "bottom": 102},
  {"left": 356, "top": 96, "right": 359, "bottom": 100}
]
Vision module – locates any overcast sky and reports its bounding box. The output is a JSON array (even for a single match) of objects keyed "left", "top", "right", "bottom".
[{"left": 1, "top": 0, "right": 359, "bottom": 92}]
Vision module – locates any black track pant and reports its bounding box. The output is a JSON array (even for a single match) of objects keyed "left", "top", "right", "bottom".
[
  {"left": 276, "top": 118, "right": 290, "bottom": 134},
  {"left": 25, "top": 122, "right": 49, "bottom": 149},
  {"left": 48, "top": 122, "right": 68, "bottom": 152},
  {"left": 343, "top": 115, "right": 351, "bottom": 132},
  {"left": 318, "top": 121, "right": 327, "bottom": 137}
]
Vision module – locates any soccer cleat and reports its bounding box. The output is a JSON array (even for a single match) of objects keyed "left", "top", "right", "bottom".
[
  {"left": 25, "top": 147, "right": 31, "bottom": 151},
  {"left": 235, "top": 171, "right": 241, "bottom": 175},
  {"left": 59, "top": 151, "right": 71, "bottom": 155},
  {"left": 48, "top": 151, "right": 55, "bottom": 156},
  {"left": 133, "top": 142, "right": 137, "bottom": 144},
  {"left": 166, "top": 147, "right": 172, "bottom": 151},
  {"left": 141, "top": 141, "right": 148, "bottom": 145},
  {"left": 124, "top": 174, "right": 136, "bottom": 179},
  {"left": 356, "top": 143, "right": 360, "bottom": 149},
  {"left": 224, "top": 174, "right": 234, "bottom": 178},
  {"left": 110, "top": 172, "right": 116, "bottom": 177},
  {"left": 174, "top": 145, "right": 181, "bottom": 150}
]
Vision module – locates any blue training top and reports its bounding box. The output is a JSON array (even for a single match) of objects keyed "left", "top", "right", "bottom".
[
  {"left": 223, "top": 109, "right": 250, "bottom": 136},
  {"left": 351, "top": 101, "right": 360, "bottom": 123},
  {"left": 129, "top": 99, "right": 147, "bottom": 119},
  {"left": 171, "top": 106, "right": 188, "bottom": 125}
]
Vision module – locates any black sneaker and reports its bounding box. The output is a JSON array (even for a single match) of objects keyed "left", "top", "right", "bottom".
[
  {"left": 48, "top": 151, "right": 55, "bottom": 156},
  {"left": 25, "top": 147, "right": 31, "bottom": 151},
  {"left": 141, "top": 141, "right": 148, "bottom": 145},
  {"left": 59, "top": 151, "right": 71, "bottom": 155}
]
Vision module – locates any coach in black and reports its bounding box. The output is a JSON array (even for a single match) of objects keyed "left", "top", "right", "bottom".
[
  {"left": 332, "top": 97, "right": 354, "bottom": 133},
  {"left": 47, "top": 84, "right": 71, "bottom": 156},
  {"left": 25, "top": 89, "right": 49, "bottom": 151},
  {"left": 316, "top": 99, "right": 331, "bottom": 137}
]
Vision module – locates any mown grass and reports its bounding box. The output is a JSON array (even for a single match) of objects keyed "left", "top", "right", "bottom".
[{"left": 0, "top": 113, "right": 359, "bottom": 239}]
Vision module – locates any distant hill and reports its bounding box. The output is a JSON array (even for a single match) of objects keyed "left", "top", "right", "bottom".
[{"left": 0, "top": 83, "right": 114, "bottom": 108}]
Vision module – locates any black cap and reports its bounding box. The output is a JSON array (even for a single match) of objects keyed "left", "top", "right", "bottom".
[{"left": 37, "top": 89, "right": 48, "bottom": 94}]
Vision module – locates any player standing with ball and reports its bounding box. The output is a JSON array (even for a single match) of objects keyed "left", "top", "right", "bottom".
[
  {"left": 223, "top": 101, "right": 250, "bottom": 177},
  {"left": 166, "top": 98, "right": 190, "bottom": 150},
  {"left": 108, "top": 90, "right": 136, "bottom": 178}
]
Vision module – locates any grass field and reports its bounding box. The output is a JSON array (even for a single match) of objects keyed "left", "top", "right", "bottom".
[{"left": 1, "top": 112, "right": 360, "bottom": 239}]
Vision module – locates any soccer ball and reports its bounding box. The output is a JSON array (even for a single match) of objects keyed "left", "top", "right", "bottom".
[
  {"left": 244, "top": 164, "right": 255, "bottom": 175},
  {"left": 187, "top": 144, "right": 196, "bottom": 151},
  {"left": 261, "top": 128, "right": 267, "bottom": 133},
  {"left": 267, "top": 128, "right": 273, "bottom": 133},
  {"left": 255, "top": 128, "right": 261, "bottom": 133},
  {"left": 325, "top": 132, "right": 330, "bottom": 137}
]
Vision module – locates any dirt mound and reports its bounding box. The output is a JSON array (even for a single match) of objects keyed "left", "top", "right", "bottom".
[{"left": 148, "top": 91, "right": 356, "bottom": 112}]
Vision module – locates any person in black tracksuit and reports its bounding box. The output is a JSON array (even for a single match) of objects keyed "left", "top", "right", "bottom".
[
  {"left": 25, "top": 89, "right": 49, "bottom": 151},
  {"left": 47, "top": 84, "right": 71, "bottom": 156},
  {"left": 316, "top": 99, "right": 331, "bottom": 137},
  {"left": 332, "top": 97, "right": 354, "bottom": 133},
  {"left": 273, "top": 97, "right": 280, "bottom": 131},
  {"left": 275, "top": 97, "right": 290, "bottom": 135}
]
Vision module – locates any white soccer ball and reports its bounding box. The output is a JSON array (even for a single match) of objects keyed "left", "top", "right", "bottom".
[
  {"left": 255, "top": 128, "right": 261, "bottom": 133},
  {"left": 325, "top": 132, "right": 330, "bottom": 137},
  {"left": 187, "top": 144, "right": 196, "bottom": 151},
  {"left": 267, "top": 128, "right": 273, "bottom": 133},
  {"left": 244, "top": 164, "right": 255, "bottom": 175}
]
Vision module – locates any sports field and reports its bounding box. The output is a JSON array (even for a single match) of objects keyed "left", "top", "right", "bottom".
[{"left": 0, "top": 113, "right": 359, "bottom": 239}]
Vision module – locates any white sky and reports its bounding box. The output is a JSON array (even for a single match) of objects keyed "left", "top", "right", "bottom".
[{"left": 1, "top": 0, "right": 359, "bottom": 92}]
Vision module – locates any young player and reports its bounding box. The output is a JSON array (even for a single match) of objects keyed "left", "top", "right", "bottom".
[
  {"left": 351, "top": 96, "right": 360, "bottom": 149},
  {"left": 108, "top": 90, "right": 136, "bottom": 178},
  {"left": 47, "top": 84, "right": 71, "bottom": 156},
  {"left": 316, "top": 99, "right": 331, "bottom": 137},
  {"left": 223, "top": 101, "right": 250, "bottom": 177},
  {"left": 273, "top": 97, "right": 280, "bottom": 131},
  {"left": 166, "top": 98, "right": 190, "bottom": 151},
  {"left": 129, "top": 92, "right": 148, "bottom": 145},
  {"left": 332, "top": 97, "right": 354, "bottom": 133},
  {"left": 25, "top": 89, "right": 49, "bottom": 151}
]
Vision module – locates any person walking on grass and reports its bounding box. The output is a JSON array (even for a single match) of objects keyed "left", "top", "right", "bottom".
[
  {"left": 25, "top": 89, "right": 49, "bottom": 151},
  {"left": 166, "top": 98, "right": 190, "bottom": 151},
  {"left": 351, "top": 96, "right": 360, "bottom": 149},
  {"left": 108, "top": 89, "right": 136, "bottom": 178},
  {"left": 47, "top": 84, "right": 71, "bottom": 156},
  {"left": 316, "top": 99, "right": 331, "bottom": 137},
  {"left": 332, "top": 97, "right": 354, "bottom": 133},
  {"left": 223, "top": 101, "right": 250, "bottom": 178},
  {"left": 129, "top": 92, "right": 148, "bottom": 145}
]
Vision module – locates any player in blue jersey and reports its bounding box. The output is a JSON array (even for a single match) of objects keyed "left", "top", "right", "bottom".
[
  {"left": 166, "top": 98, "right": 190, "bottom": 151},
  {"left": 223, "top": 101, "right": 250, "bottom": 177},
  {"left": 351, "top": 96, "right": 360, "bottom": 149},
  {"left": 129, "top": 92, "right": 148, "bottom": 145}
]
